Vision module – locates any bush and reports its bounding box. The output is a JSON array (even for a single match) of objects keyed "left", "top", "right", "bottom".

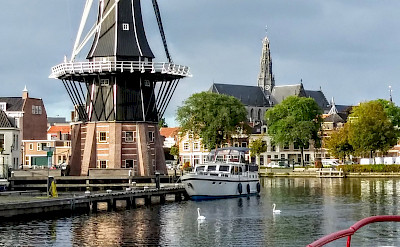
[{"left": 337, "top": 164, "right": 400, "bottom": 173}]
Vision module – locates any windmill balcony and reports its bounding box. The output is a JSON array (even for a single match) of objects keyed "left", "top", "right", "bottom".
[{"left": 49, "top": 61, "right": 192, "bottom": 79}]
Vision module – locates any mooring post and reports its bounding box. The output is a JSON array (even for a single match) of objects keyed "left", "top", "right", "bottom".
[
  {"left": 92, "top": 202, "right": 98, "bottom": 213},
  {"left": 155, "top": 172, "right": 160, "bottom": 189},
  {"left": 175, "top": 193, "right": 182, "bottom": 202},
  {"left": 112, "top": 199, "right": 117, "bottom": 211},
  {"left": 145, "top": 195, "right": 151, "bottom": 205},
  {"left": 160, "top": 194, "right": 166, "bottom": 204},
  {"left": 107, "top": 199, "right": 113, "bottom": 212},
  {"left": 126, "top": 198, "right": 132, "bottom": 209}
]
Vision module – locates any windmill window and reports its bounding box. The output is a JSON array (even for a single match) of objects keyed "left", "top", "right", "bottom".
[
  {"left": 144, "top": 80, "right": 151, "bottom": 87},
  {"left": 100, "top": 79, "right": 109, "bottom": 86},
  {"left": 122, "top": 23, "right": 129, "bottom": 31}
]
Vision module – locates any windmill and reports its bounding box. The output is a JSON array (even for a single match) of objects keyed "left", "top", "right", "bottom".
[{"left": 50, "top": 0, "right": 191, "bottom": 176}]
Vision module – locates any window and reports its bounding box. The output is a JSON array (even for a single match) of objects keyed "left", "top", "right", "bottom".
[
  {"left": 148, "top": 131, "right": 154, "bottom": 142},
  {"left": 125, "top": 131, "right": 135, "bottom": 142},
  {"left": 304, "top": 142, "right": 310, "bottom": 150},
  {"left": 25, "top": 156, "right": 29, "bottom": 166},
  {"left": 29, "top": 143, "right": 33, "bottom": 150},
  {"left": 183, "top": 142, "right": 189, "bottom": 151},
  {"left": 99, "top": 132, "right": 107, "bottom": 142},
  {"left": 123, "top": 160, "right": 134, "bottom": 169},
  {"left": 284, "top": 144, "right": 289, "bottom": 150},
  {"left": 305, "top": 154, "right": 310, "bottom": 162},
  {"left": 193, "top": 142, "right": 200, "bottom": 151},
  {"left": 294, "top": 142, "right": 300, "bottom": 150},
  {"left": 122, "top": 23, "right": 129, "bottom": 30},
  {"left": 233, "top": 142, "right": 239, "bottom": 147},
  {"left": 281, "top": 154, "right": 285, "bottom": 159},
  {"left": 144, "top": 80, "right": 151, "bottom": 87},
  {"left": 193, "top": 155, "right": 200, "bottom": 165},
  {"left": 37, "top": 143, "right": 41, "bottom": 151},
  {"left": 0, "top": 103, "right": 6, "bottom": 111},
  {"left": 241, "top": 142, "right": 247, "bottom": 148},
  {"left": 0, "top": 134, "right": 3, "bottom": 149},
  {"left": 98, "top": 160, "right": 107, "bottom": 169},
  {"left": 32, "top": 105, "right": 42, "bottom": 115},
  {"left": 100, "top": 79, "right": 109, "bottom": 86}
]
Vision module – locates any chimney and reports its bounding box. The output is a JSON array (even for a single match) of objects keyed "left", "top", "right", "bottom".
[{"left": 22, "top": 85, "right": 29, "bottom": 99}]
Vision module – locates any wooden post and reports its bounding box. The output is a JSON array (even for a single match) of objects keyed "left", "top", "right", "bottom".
[
  {"left": 145, "top": 195, "right": 151, "bottom": 205},
  {"left": 160, "top": 195, "right": 166, "bottom": 204},
  {"left": 175, "top": 193, "right": 182, "bottom": 202},
  {"left": 107, "top": 199, "right": 113, "bottom": 211},
  {"left": 92, "top": 201, "right": 98, "bottom": 213},
  {"left": 113, "top": 199, "right": 117, "bottom": 211}
]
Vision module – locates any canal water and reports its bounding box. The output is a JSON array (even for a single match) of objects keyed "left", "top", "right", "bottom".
[{"left": 1, "top": 178, "right": 400, "bottom": 246}]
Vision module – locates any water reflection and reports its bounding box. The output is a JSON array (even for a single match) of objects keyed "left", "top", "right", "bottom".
[{"left": 1, "top": 178, "right": 400, "bottom": 246}]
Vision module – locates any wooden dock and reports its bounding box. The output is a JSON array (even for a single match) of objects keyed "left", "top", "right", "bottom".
[
  {"left": 0, "top": 186, "right": 188, "bottom": 219},
  {"left": 316, "top": 168, "right": 344, "bottom": 178}
]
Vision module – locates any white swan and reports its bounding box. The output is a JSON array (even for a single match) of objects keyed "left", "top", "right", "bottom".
[
  {"left": 272, "top": 203, "right": 281, "bottom": 214},
  {"left": 197, "top": 208, "right": 206, "bottom": 220}
]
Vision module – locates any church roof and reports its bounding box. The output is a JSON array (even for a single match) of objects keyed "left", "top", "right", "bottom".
[
  {"left": 305, "top": 90, "right": 330, "bottom": 111},
  {"left": 271, "top": 84, "right": 305, "bottom": 104},
  {"left": 209, "top": 83, "right": 270, "bottom": 107},
  {"left": 0, "top": 110, "right": 14, "bottom": 128},
  {"left": 0, "top": 97, "right": 24, "bottom": 111}
]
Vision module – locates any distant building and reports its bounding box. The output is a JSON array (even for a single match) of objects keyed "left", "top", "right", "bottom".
[
  {"left": 0, "top": 110, "right": 20, "bottom": 177},
  {"left": 0, "top": 87, "right": 47, "bottom": 169},
  {"left": 160, "top": 127, "right": 180, "bottom": 148},
  {"left": 209, "top": 33, "right": 330, "bottom": 125}
]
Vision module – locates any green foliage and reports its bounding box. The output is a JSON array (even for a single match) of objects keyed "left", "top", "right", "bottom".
[
  {"left": 158, "top": 118, "right": 168, "bottom": 128},
  {"left": 338, "top": 164, "right": 400, "bottom": 173},
  {"left": 265, "top": 96, "right": 322, "bottom": 165},
  {"left": 249, "top": 138, "right": 267, "bottom": 157},
  {"left": 376, "top": 99, "right": 400, "bottom": 127},
  {"left": 348, "top": 101, "right": 399, "bottom": 156},
  {"left": 170, "top": 145, "right": 179, "bottom": 158},
  {"left": 176, "top": 92, "right": 247, "bottom": 150},
  {"left": 324, "top": 124, "right": 354, "bottom": 160}
]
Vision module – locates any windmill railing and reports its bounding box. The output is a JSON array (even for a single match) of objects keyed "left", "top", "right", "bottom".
[{"left": 50, "top": 61, "right": 192, "bottom": 79}]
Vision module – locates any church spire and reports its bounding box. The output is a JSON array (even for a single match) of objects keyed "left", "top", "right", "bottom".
[{"left": 257, "top": 27, "right": 275, "bottom": 93}]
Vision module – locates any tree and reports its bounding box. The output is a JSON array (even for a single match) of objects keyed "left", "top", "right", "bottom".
[
  {"left": 176, "top": 92, "right": 247, "bottom": 150},
  {"left": 324, "top": 124, "right": 354, "bottom": 162},
  {"left": 158, "top": 118, "right": 168, "bottom": 128},
  {"left": 376, "top": 99, "right": 400, "bottom": 128},
  {"left": 265, "top": 96, "right": 322, "bottom": 166},
  {"left": 170, "top": 145, "right": 179, "bottom": 164},
  {"left": 249, "top": 137, "right": 268, "bottom": 167},
  {"left": 348, "top": 100, "right": 398, "bottom": 159}
]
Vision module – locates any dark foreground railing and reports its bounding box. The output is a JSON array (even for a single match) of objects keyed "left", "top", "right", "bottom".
[{"left": 307, "top": 215, "right": 400, "bottom": 247}]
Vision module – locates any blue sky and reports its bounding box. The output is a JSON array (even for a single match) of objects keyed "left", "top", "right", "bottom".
[{"left": 1, "top": 1, "right": 400, "bottom": 126}]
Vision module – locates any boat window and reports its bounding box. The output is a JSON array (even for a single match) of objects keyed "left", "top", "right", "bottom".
[
  {"left": 219, "top": 165, "right": 229, "bottom": 172},
  {"left": 207, "top": 166, "right": 217, "bottom": 171},
  {"left": 196, "top": 166, "right": 205, "bottom": 172},
  {"left": 216, "top": 155, "right": 224, "bottom": 162}
]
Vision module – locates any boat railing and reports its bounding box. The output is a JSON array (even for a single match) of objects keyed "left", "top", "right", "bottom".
[{"left": 307, "top": 215, "right": 400, "bottom": 247}]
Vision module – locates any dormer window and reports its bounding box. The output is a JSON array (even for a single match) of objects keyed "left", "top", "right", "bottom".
[
  {"left": 122, "top": 23, "right": 129, "bottom": 31},
  {"left": 0, "top": 102, "right": 6, "bottom": 111},
  {"left": 100, "top": 79, "right": 109, "bottom": 86}
]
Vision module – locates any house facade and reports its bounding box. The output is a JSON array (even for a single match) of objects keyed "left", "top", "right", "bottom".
[
  {"left": 0, "top": 110, "right": 20, "bottom": 177},
  {"left": 0, "top": 87, "right": 47, "bottom": 170}
]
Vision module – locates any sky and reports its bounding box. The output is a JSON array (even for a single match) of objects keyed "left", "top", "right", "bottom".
[{"left": 1, "top": 1, "right": 400, "bottom": 126}]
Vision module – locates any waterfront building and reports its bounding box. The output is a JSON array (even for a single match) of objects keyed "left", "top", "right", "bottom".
[
  {"left": 0, "top": 87, "right": 47, "bottom": 170},
  {"left": 50, "top": 0, "right": 190, "bottom": 176},
  {"left": 0, "top": 110, "right": 20, "bottom": 177},
  {"left": 47, "top": 125, "right": 71, "bottom": 166},
  {"left": 160, "top": 127, "right": 180, "bottom": 148}
]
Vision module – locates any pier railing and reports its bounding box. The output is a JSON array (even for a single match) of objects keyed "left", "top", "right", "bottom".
[
  {"left": 50, "top": 61, "right": 192, "bottom": 79},
  {"left": 307, "top": 215, "right": 400, "bottom": 247}
]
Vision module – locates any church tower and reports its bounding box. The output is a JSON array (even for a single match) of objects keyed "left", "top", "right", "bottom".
[{"left": 257, "top": 33, "right": 275, "bottom": 93}]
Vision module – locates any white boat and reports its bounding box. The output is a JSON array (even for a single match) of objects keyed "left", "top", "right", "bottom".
[{"left": 181, "top": 147, "right": 261, "bottom": 200}]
